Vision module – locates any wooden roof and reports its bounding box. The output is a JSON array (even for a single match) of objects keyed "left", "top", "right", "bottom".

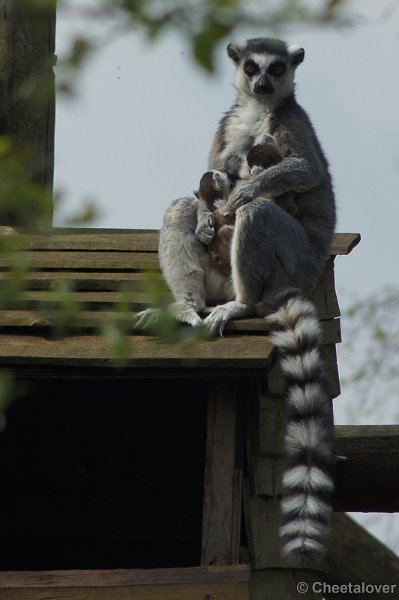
[{"left": 0, "top": 228, "right": 360, "bottom": 378}]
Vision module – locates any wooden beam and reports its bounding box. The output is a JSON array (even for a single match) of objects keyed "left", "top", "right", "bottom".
[
  {"left": 0, "top": 565, "right": 251, "bottom": 600},
  {"left": 334, "top": 425, "right": 399, "bottom": 512},
  {"left": 0, "top": 1, "right": 56, "bottom": 225},
  {"left": 326, "top": 513, "right": 399, "bottom": 599},
  {"left": 246, "top": 425, "right": 399, "bottom": 513}
]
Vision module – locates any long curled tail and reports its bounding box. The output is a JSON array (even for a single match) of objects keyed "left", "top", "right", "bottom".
[{"left": 266, "top": 290, "right": 335, "bottom": 566}]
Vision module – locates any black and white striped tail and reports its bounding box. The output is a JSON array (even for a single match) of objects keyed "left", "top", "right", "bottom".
[{"left": 266, "top": 290, "right": 335, "bottom": 566}]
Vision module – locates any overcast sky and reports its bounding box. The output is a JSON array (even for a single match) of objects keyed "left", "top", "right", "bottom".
[{"left": 54, "top": 0, "right": 399, "bottom": 552}]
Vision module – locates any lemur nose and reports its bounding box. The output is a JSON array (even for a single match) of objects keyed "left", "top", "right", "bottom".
[{"left": 254, "top": 79, "right": 274, "bottom": 94}]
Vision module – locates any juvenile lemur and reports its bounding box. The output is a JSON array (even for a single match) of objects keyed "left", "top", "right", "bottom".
[
  {"left": 196, "top": 140, "right": 297, "bottom": 276},
  {"left": 137, "top": 38, "right": 336, "bottom": 566}
]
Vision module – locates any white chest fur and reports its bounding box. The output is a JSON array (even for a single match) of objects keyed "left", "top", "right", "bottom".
[{"left": 220, "top": 99, "right": 271, "bottom": 166}]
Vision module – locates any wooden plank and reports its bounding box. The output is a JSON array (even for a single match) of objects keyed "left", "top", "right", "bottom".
[
  {"left": 0, "top": 251, "right": 159, "bottom": 270},
  {"left": 3, "top": 290, "right": 150, "bottom": 306},
  {"left": 329, "top": 232, "right": 361, "bottom": 256},
  {"left": 0, "top": 567, "right": 250, "bottom": 600},
  {"left": 0, "top": 566, "right": 251, "bottom": 600},
  {"left": 326, "top": 513, "right": 399, "bottom": 599},
  {"left": 0, "top": 228, "right": 360, "bottom": 257},
  {"left": 0, "top": 229, "right": 160, "bottom": 252},
  {"left": 0, "top": 333, "right": 273, "bottom": 369},
  {"left": 201, "top": 381, "right": 241, "bottom": 565},
  {"left": 0, "top": 271, "right": 156, "bottom": 290},
  {"left": 0, "top": 565, "right": 251, "bottom": 587},
  {"left": 0, "top": 310, "right": 341, "bottom": 343},
  {"left": 0, "top": 584, "right": 250, "bottom": 600}
]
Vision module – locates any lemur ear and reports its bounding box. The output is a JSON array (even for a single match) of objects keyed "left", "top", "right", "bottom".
[
  {"left": 287, "top": 44, "right": 305, "bottom": 66},
  {"left": 212, "top": 171, "right": 224, "bottom": 191},
  {"left": 227, "top": 43, "right": 242, "bottom": 63}
]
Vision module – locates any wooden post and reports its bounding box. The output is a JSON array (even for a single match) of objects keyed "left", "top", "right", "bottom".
[
  {"left": 201, "top": 378, "right": 244, "bottom": 566},
  {"left": 246, "top": 378, "right": 325, "bottom": 599},
  {"left": 0, "top": 0, "right": 56, "bottom": 225}
]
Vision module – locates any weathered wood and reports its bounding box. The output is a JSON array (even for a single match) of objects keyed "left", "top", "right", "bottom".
[
  {"left": 0, "top": 2, "right": 56, "bottom": 224},
  {"left": 268, "top": 343, "right": 341, "bottom": 399},
  {"left": 249, "top": 425, "right": 399, "bottom": 512},
  {"left": 0, "top": 565, "right": 251, "bottom": 586},
  {"left": 334, "top": 425, "right": 399, "bottom": 512},
  {"left": 329, "top": 232, "right": 361, "bottom": 256},
  {"left": 0, "top": 250, "right": 160, "bottom": 270},
  {"left": 0, "top": 228, "right": 160, "bottom": 251},
  {"left": 0, "top": 332, "right": 274, "bottom": 369},
  {"left": 0, "top": 271, "right": 157, "bottom": 290},
  {"left": 201, "top": 380, "right": 241, "bottom": 565},
  {"left": 244, "top": 387, "right": 326, "bottom": 581},
  {"left": 0, "top": 228, "right": 361, "bottom": 256},
  {"left": 251, "top": 569, "right": 323, "bottom": 600},
  {"left": 0, "top": 585, "right": 249, "bottom": 600},
  {"left": 311, "top": 257, "right": 340, "bottom": 319},
  {"left": 0, "top": 565, "right": 251, "bottom": 600},
  {"left": 0, "top": 310, "right": 341, "bottom": 343},
  {"left": 326, "top": 513, "right": 399, "bottom": 599}
]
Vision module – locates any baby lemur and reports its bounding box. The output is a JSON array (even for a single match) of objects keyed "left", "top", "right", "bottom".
[
  {"left": 196, "top": 140, "right": 298, "bottom": 276},
  {"left": 137, "top": 38, "right": 336, "bottom": 567}
]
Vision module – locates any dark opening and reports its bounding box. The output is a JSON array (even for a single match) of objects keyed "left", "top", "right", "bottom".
[{"left": 0, "top": 377, "right": 208, "bottom": 570}]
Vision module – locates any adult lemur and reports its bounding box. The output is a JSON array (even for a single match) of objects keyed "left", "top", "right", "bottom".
[{"left": 138, "top": 38, "right": 336, "bottom": 565}]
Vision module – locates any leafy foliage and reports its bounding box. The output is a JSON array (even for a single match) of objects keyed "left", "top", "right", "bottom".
[{"left": 340, "top": 286, "right": 399, "bottom": 423}]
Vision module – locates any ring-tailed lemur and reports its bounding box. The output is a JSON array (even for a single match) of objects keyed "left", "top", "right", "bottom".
[
  {"left": 137, "top": 38, "right": 336, "bottom": 566},
  {"left": 195, "top": 139, "right": 297, "bottom": 277},
  {"left": 195, "top": 170, "right": 235, "bottom": 276}
]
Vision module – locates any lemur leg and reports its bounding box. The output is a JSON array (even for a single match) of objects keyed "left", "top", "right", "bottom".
[
  {"left": 205, "top": 198, "right": 321, "bottom": 334},
  {"left": 136, "top": 197, "right": 210, "bottom": 329}
]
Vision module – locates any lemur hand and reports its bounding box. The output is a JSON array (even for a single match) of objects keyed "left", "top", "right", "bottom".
[
  {"left": 195, "top": 212, "right": 216, "bottom": 245},
  {"left": 225, "top": 180, "right": 261, "bottom": 213}
]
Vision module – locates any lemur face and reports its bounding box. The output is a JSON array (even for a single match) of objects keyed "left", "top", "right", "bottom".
[{"left": 227, "top": 38, "right": 304, "bottom": 101}]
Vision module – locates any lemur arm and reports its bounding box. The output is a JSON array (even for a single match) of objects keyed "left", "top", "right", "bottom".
[{"left": 225, "top": 124, "right": 325, "bottom": 212}]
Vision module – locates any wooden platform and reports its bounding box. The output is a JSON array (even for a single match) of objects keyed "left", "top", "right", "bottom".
[
  {"left": 7, "top": 228, "right": 399, "bottom": 600},
  {"left": 0, "top": 228, "right": 359, "bottom": 386}
]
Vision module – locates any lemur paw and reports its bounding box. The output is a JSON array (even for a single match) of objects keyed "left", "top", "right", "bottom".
[
  {"left": 204, "top": 301, "right": 252, "bottom": 336},
  {"left": 133, "top": 308, "right": 161, "bottom": 330},
  {"left": 226, "top": 181, "right": 260, "bottom": 212},
  {"left": 264, "top": 133, "right": 278, "bottom": 146},
  {"left": 249, "top": 165, "right": 264, "bottom": 177},
  {"left": 195, "top": 212, "right": 216, "bottom": 245}
]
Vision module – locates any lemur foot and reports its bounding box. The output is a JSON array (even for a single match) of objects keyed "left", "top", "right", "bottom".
[
  {"left": 204, "top": 300, "right": 252, "bottom": 336},
  {"left": 175, "top": 306, "right": 204, "bottom": 328},
  {"left": 134, "top": 306, "right": 204, "bottom": 330},
  {"left": 195, "top": 212, "right": 215, "bottom": 245},
  {"left": 133, "top": 308, "right": 161, "bottom": 330}
]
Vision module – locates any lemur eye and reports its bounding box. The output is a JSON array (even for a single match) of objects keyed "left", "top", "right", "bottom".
[
  {"left": 244, "top": 61, "right": 259, "bottom": 75},
  {"left": 269, "top": 62, "right": 286, "bottom": 76}
]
